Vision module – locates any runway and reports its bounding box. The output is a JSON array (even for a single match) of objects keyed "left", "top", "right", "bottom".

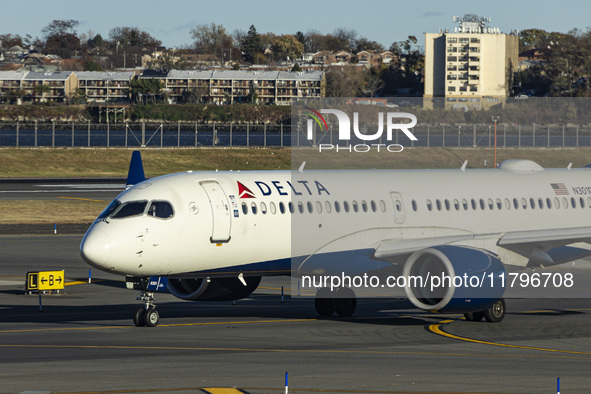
[
  {"left": 1, "top": 235, "right": 591, "bottom": 393},
  {"left": 0, "top": 178, "right": 125, "bottom": 201}
]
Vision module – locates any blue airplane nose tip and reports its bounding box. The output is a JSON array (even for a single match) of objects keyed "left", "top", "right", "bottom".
[{"left": 80, "top": 229, "right": 112, "bottom": 271}]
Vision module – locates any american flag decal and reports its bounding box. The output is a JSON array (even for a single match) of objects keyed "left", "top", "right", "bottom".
[{"left": 551, "top": 183, "right": 569, "bottom": 195}]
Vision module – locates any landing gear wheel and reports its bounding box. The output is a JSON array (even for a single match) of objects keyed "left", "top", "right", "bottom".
[
  {"left": 464, "top": 312, "right": 484, "bottom": 322},
  {"left": 334, "top": 297, "right": 357, "bottom": 317},
  {"left": 483, "top": 299, "right": 506, "bottom": 323},
  {"left": 315, "top": 297, "right": 335, "bottom": 317},
  {"left": 133, "top": 307, "right": 146, "bottom": 327},
  {"left": 334, "top": 288, "right": 357, "bottom": 317},
  {"left": 145, "top": 307, "right": 159, "bottom": 327},
  {"left": 133, "top": 282, "right": 160, "bottom": 327}
]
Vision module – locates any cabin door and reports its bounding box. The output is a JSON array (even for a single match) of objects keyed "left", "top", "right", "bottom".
[
  {"left": 390, "top": 192, "right": 405, "bottom": 224},
  {"left": 200, "top": 181, "right": 232, "bottom": 243}
]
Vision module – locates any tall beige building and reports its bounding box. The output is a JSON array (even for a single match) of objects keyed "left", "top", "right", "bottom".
[{"left": 424, "top": 15, "right": 519, "bottom": 109}]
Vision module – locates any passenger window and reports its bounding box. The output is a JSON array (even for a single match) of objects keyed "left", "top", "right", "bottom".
[
  {"left": 260, "top": 202, "right": 268, "bottom": 214},
  {"left": 371, "top": 200, "right": 377, "bottom": 212},
  {"left": 487, "top": 198, "right": 493, "bottom": 210},
  {"left": 147, "top": 201, "right": 174, "bottom": 219},
  {"left": 352, "top": 200, "right": 359, "bottom": 212},
  {"left": 529, "top": 198, "right": 535, "bottom": 209},
  {"left": 538, "top": 198, "right": 543, "bottom": 209},
  {"left": 571, "top": 197, "right": 577, "bottom": 209},
  {"left": 380, "top": 200, "right": 386, "bottom": 212},
  {"left": 479, "top": 199, "right": 485, "bottom": 210},
  {"left": 307, "top": 201, "right": 313, "bottom": 213},
  {"left": 588, "top": 197, "right": 591, "bottom": 208},
  {"left": 316, "top": 201, "right": 323, "bottom": 213},
  {"left": 335, "top": 201, "right": 341, "bottom": 213},
  {"left": 436, "top": 199, "right": 442, "bottom": 211},
  {"left": 504, "top": 198, "right": 510, "bottom": 210},
  {"left": 546, "top": 198, "right": 552, "bottom": 209},
  {"left": 279, "top": 202, "right": 286, "bottom": 214},
  {"left": 270, "top": 202, "right": 277, "bottom": 214},
  {"left": 298, "top": 202, "right": 304, "bottom": 213},
  {"left": 241, "top": 202, "right": 248, "bottom": 215},
  {"left": 251, "top": 202, "right": 258, "bottom": 214},
  {"left": 513, "top": 198, "right": 519, "bottom": 209},
  {"left": 112, "top": 201, "right": 148, "bottom": 219},
  {"left": 361, "top": 200, "right": 368, "bottom": 212},
  {"left": 444, "top": 199, "right": 450, "bottom": 211},
  {"left": 580, "top": 197, "right": 585, "bottom": 208},
  {"left": 343, "top": 201, "right": 350, "bottom": 213},
  {"left": 562, "top": 197, "right": 568, "bottom": 209},
  {"left": 426, "top": 199, "right": 433, "bottom": 211},
  {"left": 554, "top": 197, "right": 560, "bottom": 209},
  {"left": 396, "top": 200, "right": 403, "bottom": 212},
  {"left": 288, "top": 202, "right": 294, "bottom": 214},
  {"left": 412, "top": 200, "right": 418, "bottom": 212},
  {"left": 462, "top": 199, "right": 468, "bottom": 210},
  {"left": 471, "top": 199, "right": 477, "bottom": 210},
  {"left": 496, "top": 198, "right": 502, "bottom": 210},
  {"left": 325, "top": 201, "right": 332, "bottom": 213},
  {"left": 521, "top": 198, "right": 527, "bottom": 209}
]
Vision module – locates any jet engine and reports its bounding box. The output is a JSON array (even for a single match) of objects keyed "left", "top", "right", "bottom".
[
  {"left": 402, "top": 245, "right": 505, "bottom": 313},
  {"left": 167, "top": 276, "right": 261, "bottom": 302}
]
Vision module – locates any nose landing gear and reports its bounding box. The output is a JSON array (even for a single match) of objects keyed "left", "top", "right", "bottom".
[
  {"left": 126, "top": 276, "right": 164, "bottom": 327},
  {"left": 133, "top": 291, "right": 159, "bottom": 327}
]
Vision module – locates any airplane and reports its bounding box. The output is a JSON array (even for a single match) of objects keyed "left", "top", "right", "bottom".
[{"left": 80, "top": 152, "right": 591, "bottom": 327}]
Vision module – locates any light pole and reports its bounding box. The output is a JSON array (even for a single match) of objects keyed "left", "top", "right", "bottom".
[{"left": 491, "top": 116, "right": 499, "bottom": 167}]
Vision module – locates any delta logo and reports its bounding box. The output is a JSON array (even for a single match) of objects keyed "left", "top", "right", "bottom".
[
  {"left": 237, "top": 180, "right": 330, "bottom": 198},
  {"left": 237, "top": 181, "right": 256, "bottom": 198}
]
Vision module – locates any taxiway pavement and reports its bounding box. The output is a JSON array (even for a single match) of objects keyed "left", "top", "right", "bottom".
[{"left": 1, "top": 234, "right": 591, "bottom": 394}]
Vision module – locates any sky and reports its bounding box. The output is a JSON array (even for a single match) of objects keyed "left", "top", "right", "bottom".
[{"left": 3, "top": 0, "right": 591, "bottom": 49}]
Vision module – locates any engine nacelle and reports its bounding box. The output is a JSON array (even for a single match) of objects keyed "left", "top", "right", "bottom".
[
  {"left": 402, "top": 246, "right": 505, "bottom": 313},
  {"left": 167, "top": 276, "right": 261, "bottom": 302}
]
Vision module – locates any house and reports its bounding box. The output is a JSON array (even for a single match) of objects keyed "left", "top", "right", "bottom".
[{"left": 356, "top": 50, "right": 396, "bottom": 68}]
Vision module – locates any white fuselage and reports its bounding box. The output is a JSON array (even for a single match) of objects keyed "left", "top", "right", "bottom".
[{"left": 80, "top": 160, "right": 591, "bottom": 277}]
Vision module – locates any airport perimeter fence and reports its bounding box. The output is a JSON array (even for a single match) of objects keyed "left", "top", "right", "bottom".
[{"left": 1, "top": 121, "right": 591, "bottom": 148}]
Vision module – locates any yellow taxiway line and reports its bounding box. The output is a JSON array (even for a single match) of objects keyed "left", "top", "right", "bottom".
[{"left": 428, "top": 319, "right": 591, "bottom": 355}]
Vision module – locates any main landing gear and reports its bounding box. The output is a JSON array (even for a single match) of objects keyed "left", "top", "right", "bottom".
[
  {"left": 134, "top": 291, "right": 160, "bottom": 327},
  {"left": 464, "top": 299, "right": 506, "bottom": 323},
  {"left": 314, "top": 287, "right": 357, "bottom": 317}
]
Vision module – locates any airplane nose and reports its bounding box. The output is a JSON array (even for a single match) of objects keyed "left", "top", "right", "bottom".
[{"left": 80, "top": 229, "right": 112, "bottom": 271}]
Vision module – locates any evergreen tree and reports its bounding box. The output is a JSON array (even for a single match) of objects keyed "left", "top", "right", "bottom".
[{"left": 241, "top": 25, "right": 263, "bottom": 63}]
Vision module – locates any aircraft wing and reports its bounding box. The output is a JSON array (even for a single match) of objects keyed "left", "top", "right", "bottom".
[
  {"left": 372, "top": 226, "right": 591, "bottom": 268},
  {"left": 373, "top": 234, "right": 475, "bottom": 259},
  {"left": 498, "top": 226, "right": 591, "bottom": 247}
]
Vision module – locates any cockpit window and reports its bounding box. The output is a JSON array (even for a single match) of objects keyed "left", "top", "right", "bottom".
[
  {"left": 147, "top": 201, "right": 174, "bottom": 219},
  {"left": 97, "top": 200, "right": 122, "bottom": 220},
  {"left": 111, "top": 201, "right": 148, "bottom": 219}
]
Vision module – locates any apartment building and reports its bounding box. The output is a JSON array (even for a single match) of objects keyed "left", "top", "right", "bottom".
[
  {"left": 0, "top": 69, "right": 324, "bottom": 106},
  {"left": 424, "top": 15, "right": 519, "bottom": 109},
  {"left": 76, "top": 71, "right": 136, "bottom": 102},
  {"left": 0, "top": 70, "right": 28, "bottom": 104},
  {"left": 18, "top": 71, "right": 78, "bottom": 103},
  {"left": 166, "top": 69, "right": 324, "bottom": 105}
]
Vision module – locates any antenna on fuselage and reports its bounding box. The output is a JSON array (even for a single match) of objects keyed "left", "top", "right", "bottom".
[{"left": 126, "top": 151, "right": 146, "bottom": 189}]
